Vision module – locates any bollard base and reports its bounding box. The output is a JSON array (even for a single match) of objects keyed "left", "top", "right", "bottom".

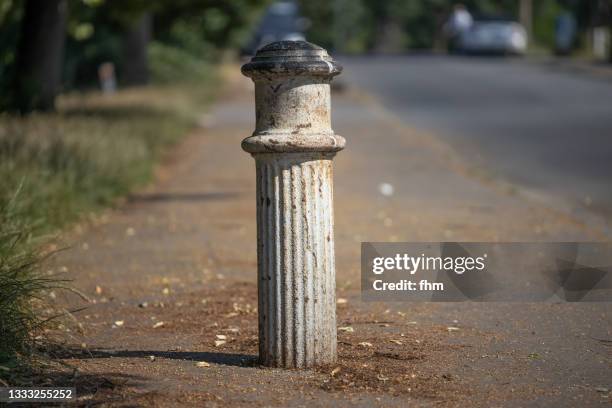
[{"left": 255, "top": 153, "right": 338, "bottom": 368}]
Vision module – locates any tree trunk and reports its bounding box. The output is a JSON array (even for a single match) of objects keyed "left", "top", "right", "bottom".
[
  {"left": 609, "top": 2, "right": 612, "bottom": 63},
  {"left": 519, "top": 0, "right": 533, "bottom": 43},
  {"left": 12, "top": 0, "right": 67, "bottom": 113},
  {"left": 122, "top": 13, "right": 151, "bottom": 87}
]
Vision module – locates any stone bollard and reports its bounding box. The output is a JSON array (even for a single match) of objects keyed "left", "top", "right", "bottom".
[{"left": 241, "top": 41, "right": 345, "bottom": 368}]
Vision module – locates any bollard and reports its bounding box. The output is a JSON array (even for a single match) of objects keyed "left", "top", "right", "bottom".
[{"left": 241, "top": 41, "right": 345, "bottom": 368}]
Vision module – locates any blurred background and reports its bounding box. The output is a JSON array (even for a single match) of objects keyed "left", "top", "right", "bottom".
[
  {"left": 1, "top": 0, "right": 611, "bottom": 385},
  {"left": 2, "top": 0, "right": 611, "bottom": 113},
  {"left": 0, "top": 0, "right": 610, "bottom": 236}
]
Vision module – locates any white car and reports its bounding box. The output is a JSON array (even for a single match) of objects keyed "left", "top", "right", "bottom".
[{"left": 459, "top": 21, "right": 528, "bottom": 55}]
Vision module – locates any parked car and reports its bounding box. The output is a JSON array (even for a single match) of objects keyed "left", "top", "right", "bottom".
[
  {"left": 459, "top": 18, "right": 527, "bottom": 56},
  {"left": 242, "top": 1, "right": 309, "bottom": 56}
]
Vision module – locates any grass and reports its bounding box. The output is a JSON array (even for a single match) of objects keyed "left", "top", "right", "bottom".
[
  {"left": 1, "top": 82, "right": 214, "bottom": 232},
  {"left": 0, "top": 191, "right": 66, "bottom": 384},
  {"left": 0, "top": 67, "right": 218, "bottom": 384}
]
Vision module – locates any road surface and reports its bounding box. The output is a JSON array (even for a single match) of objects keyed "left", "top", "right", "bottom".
[{"left": 342, "top": 55, "right": 612, "bottom": 226}]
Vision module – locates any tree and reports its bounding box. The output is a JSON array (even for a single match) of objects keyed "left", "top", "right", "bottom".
[
  {"left": 605, "top": 0, "right": 612, "bottom": 62},
  {"left": 12, "top": 0, "right": 67, "bottom": 113},
  {"left": 519, "top": 0, "right": 533, "bottom": 40},
  {"left": 121, "top": 12, "right": 152, "bottom": 86}
]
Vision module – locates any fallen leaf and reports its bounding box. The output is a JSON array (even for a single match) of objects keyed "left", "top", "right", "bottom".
[
  {"left": 196, "top": 361, "right": 210, "bottom": 368},
  {"left": 152, "top": 321, "right": 165, "bottom": 329},
  {"left": 215, "top": 334, "right": 227, "bottom": 340},
  {"left": 214, "top": 340, "right": 226, "bottom": 347},
  {"left": 330, "top": 367, "right": 341, "bottom": 377},
  {"left": 149, "top": 355, "right": 155, "bottom": 361},
  {"left": 377, "top": 374, "right": 389, "bottom": 382},
  {"left": 358, "top": 342, "right": 373, "bottom": 348},
  {"left": 447, "top": 327, "right": 460, "bottom": 332},
  {"left": 527, "top": 352, "right": 541, "bottom": 360},
  {"left": 114, "top": 320, "right": 124, "bottom": 327}
]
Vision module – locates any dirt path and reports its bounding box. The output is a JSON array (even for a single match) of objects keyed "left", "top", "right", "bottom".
[{"left": 50, "top": 70, "right": 611, "bottom": 407}]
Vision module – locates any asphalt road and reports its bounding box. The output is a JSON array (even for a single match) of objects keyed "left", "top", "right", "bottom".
[{"left": 342, "top": 55, "right": 612, "bottom": 225}]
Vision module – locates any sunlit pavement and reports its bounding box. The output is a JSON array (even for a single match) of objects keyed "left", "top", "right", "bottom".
[{"left": 342, "top": 55, "right": 612, "bottom": 233}]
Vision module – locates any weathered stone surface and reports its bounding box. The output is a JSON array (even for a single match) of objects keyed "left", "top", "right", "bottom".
[{"left": 242, "top": 41, "right": 343, "bottom": 368}]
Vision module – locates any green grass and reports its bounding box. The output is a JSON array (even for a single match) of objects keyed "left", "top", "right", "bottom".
[
  {"left": 1, "top": 84, "right": 214, "bottom": 232},
  {"left": 0, "top": 67, "right": 218, "bottom": 384},
  {"left": 0, "top": 191, "right": 66, "bottom": 384}
]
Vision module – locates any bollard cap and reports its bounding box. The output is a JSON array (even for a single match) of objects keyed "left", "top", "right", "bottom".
[{"left": 242, "top": 41, "right": 342, "bottom": 80}]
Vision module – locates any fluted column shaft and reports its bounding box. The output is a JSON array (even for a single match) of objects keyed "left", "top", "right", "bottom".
[
  {"left": 242, "top": 41, "right": 344, "bottom": 368},
  {"left": 255, "top": 153, "right": 337, "bottom": 367}
]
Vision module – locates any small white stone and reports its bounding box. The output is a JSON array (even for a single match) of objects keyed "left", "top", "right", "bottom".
[{"left": 378, "top": 182, "right": 394, "bottom": 197}]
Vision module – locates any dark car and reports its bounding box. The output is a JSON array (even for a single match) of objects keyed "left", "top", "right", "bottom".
[
  {"left": 459, "top": 15, "right": 528, "bottom": 56},
  {"left": 242, "top": 1, "right": 309, "bottom": 56}
]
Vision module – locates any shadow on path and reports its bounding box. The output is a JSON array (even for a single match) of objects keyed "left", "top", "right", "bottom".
[
  {"left": 128, "top": 191, "right": 243, "bottom": 204},
  {"left": 59, "top": 348, "right": 257, "bottom": 367}
]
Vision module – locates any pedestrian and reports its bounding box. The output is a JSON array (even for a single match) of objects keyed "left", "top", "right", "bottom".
[
  {"left": 444, "top": 3, "right": 473, "bottom": 53},
  {"left": 98, "top": 62, "right": 117, "bottom": 95},
  {"left": 554, "top": 12, "right": 577, "bottom": 56}
]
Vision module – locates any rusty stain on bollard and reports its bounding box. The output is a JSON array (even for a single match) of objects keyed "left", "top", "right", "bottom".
[{"left": 241, "top": 41, "right": 345, "bottom": 368}]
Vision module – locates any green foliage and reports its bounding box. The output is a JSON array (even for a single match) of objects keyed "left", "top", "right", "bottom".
[
  {"left": 148, "top": 41, "right": 213, "bottom": 84},
  {"left": 533, "top": 0, "right": 566, "bottom": 48},
  {"left": 0, "top": 0, "right": 266, "bottom": 97},
  {"left": 0, "top": 188, "right": 63, "bottom": 380},
  {"left": 0, "top": 0, "right": 24, "bottom": 109}
]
